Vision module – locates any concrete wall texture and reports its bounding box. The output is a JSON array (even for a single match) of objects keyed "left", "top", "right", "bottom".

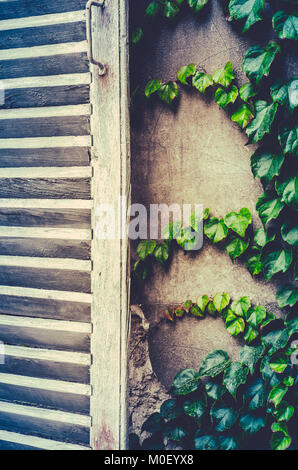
[{"left": 128, "top": 0, "right": 297, "bottom": 435}]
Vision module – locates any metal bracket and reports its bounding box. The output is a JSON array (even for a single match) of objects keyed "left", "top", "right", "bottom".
[{"left": 86, "top": 0, "right": 106, "bottom": 76}]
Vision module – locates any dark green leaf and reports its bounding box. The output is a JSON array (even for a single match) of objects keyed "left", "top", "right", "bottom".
[
  {"left": 231, "top": 296, "right": 251, "bottom": 316},
  {"left": 223, "top": 362, "right": 249, "bottom": 397},
  {"left": 163, "top": 422, "right": 187, "bottom": 441},
  {"left": 218, "top": 435, "right": 239, "bottom": 450},
  {"left": 244, "top": 378, "right": 267, "bottom": 410},
  {"left": 145, "top": 79, "right": 162, "bottom": 98},
  {"left": 160, "top": 399, "right": 182, "bottom": 421},
  {"left": 254, "top": 226, "right": 276, "bottom": 247},
  {"left": 194, "top": 433, "right": 219, "bottom": 450},
  {"left": 192, "top": 72, "right": 214, "bottom": 93},
  {"left": 215, "top": 85, "right": 238, "bottom": 109},
  {"left": 145, "top": 2, "right": 160, "bottom": 17},
  {"left": 272, "top": 11, "right": 298, "bottom": 40},
  {"left": 205, "top": 380, "right": 226, "bottom": 400},
  {"left": 211, "top": 402, "right": 239, "bottom": 432},
  {"left": 281, "top": 222, "right": 298, "bottom": 247},
  {"left": 172, "top": 369, "right": 200, "bottom": 395},
  {"left": 231, "top": 103, "right": 254, "bottom": 128},
  {"left": 158, "top": 81, "right": 179, "bottom": 104},
  {"left": 154, "top": 242, "right": 170, "bottom": 264},
  {"left": 273, "top": 401, "right": 294, "bottom": 422},
  {"left": 261, "top": 245, "right": 292, "bottom": 281},
  {"left": 260, "top": 356, "right": 281, "bottom": 387},
  {"left": 256, "top": 192, "right": 284, "bottom": 226},
  {"left": 240, "top": 343, "right": 265, "bottom": 374},
  {"left": 251, "top": 149, "right": 285, "bottom": 184},
  {"left": 204, "top": 217, "right": 228, "bottom": 243},
  {"left": 183, "top": 393, "right": 207, "bottom": 421},
  {"left": 190, "top": 303, "right": 205, "bottom": 317},
  {"left": 207, "top": 301, "right": 217, "bottom": 316},
  {"left": 225, "top": 309, "right": 246, "bottom": 336},
  {"left": 276, "top": 176, "right": 298, "bottom": 210},
  {"left": 243, "top": 42, "right": 281, "bottom": 84},
  {"left": 228, "top": 0, "right": 265, "bottom": 33},
  {"left": 239, "top": 412, "right": 267, "bottom": 433},
  {"left": 177, "top": 63, "right": 196, "bottom": 85},
  {"left": 244, "top": 325, "right": 259, "bottom": 343},
  {"left": 163, "top": 1, "right": 180, "bottom": 18},
  {"left": 269, "top": 352, "right": 289, "bottom": 373},
  {"left": 285, "top": 310, "right": 298, "bottom": 335},
  {"left": 188, "top": 0, "right": 209, "bottom": 12},
  {"left": 212, "top": 62, "right": 235, "bottom": 88},
  {"left": 271, "top": 431, "right": 291, "bottom": 450},
  {"left": 224, "top": 207, "right": 252, "bottom": 237},
  {"left": 262, "top": 329, "right": 289, "bottom": 356},
  {"left": 198, "top": 350, "right": 231, "bottom": 378},
  {"left": 268, "top": 384, "right": 288, "bottom": 407},
  {"left": 225, "top": 236, "right": 249, "bottom": 259},
  {"left": 246, "top": 100, "right": 278, "bottom": 142},
  {"left": 246, "top": 305, "right": 267, "bottom": 328},
  {"left": 132, "top": 27, "right": 143, "bottom": 44},
  {"left": 141, "top": 412, "right": 164, "bottom": 433},
  {"left": 270, "top": 79, "right": 298, "bottom": 111},
  {"left": 246, "top": 254, "right": 263, "bottom": 276},
  {"left": 137, "top": 240, "right": 156, "bottom": 261},
  {"left": 278, "top": 127, "right": 298, "bottom": 155},
  {"left": 239, "top": 82, "right": 256, "bottom": 102}
]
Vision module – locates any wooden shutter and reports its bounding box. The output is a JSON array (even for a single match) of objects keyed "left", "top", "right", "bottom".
[{"left": 0, "top": 0, "right": 130, "bottom": 450}]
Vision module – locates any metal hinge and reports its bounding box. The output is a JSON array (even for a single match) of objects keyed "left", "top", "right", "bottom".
[{"left": 86, "top": 0, "right": 106, "bottom": 76}]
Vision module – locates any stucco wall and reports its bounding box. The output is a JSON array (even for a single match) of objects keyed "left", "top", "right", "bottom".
[{"left": 128, "top": 0, "right": 296, "bottom": 438}]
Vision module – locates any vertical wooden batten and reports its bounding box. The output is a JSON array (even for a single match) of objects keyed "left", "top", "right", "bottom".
[{"left": 89, "top": 0, "right": 130, "bottom": 450}]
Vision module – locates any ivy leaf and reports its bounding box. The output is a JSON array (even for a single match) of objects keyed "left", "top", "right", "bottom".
[
  {"left": 228, "top": 0, "right": 265, "bottom": 33},
  {"left": 223, "top": 362, "right": 249, "bottom": 397},
  {"left": 163, "top": 422, "right": 187, "bottom": 441},
  {"left": 231, "top": 296, "right": 251, "bottom": 316},
  {"left": 246, "top": 254, "right": 263, "bottom": 276},
  {"left": 271, "top": 429, "right": 291, "bottom": 450},
  {"left": 224, "top": 207, "right": 252, "bottom": 237},
  {"left": 204, "top": 217, "right": 228, "bottom": 243},
  {"left": 244, "top": 325, "right": 259, "bottom": 343},
  {"left": 225, "top": 235, "right": 249, "bottom": 259},
  {"left": 285, "top": 310, "right": 298, "bottom": 336},
  {"left": 158, "top": 81, "right": 179, "bottom": 104},
  {"left": 132, "top": 27, "right": 143, "bottom": 44},
  {"left": 250, "top": 149, "right": 285, "bottom": 185},
  {"left": 270, "top": 79, "right": 298, "bottom": 112},
  {"left": 215, "top": 85, "right": 238, "bottom": 109},
  {"left": 198, "top": 350, "right": 231, "bottom": 378},
  {"left": 171, "top": 369, "right": 200, "bottom": 395},
  {"left": 277, "top": 284, "right": 298, "bottom": 308},
  {"left": 254, "top": 226, "right": 276, "bottom": 247},
  {"left": 256, "top": 192, "right": 284, "bottom": 226},
  {"left": 177, "top": 63, "right": 196, "bottom": 85},
  {"left": 137, "top": 240, "right": 156, "bottom": 260},
  {"left": 273, "top": 401, "right": 294, "bottom": 422},
  {"left": 141, "top": 412, "right": 164, "bottom": 433},
  {"left": 276, "top": 176, "right": 298, "bottom": 210},
  {"left": 240, "top": 343, "right": 265, "bottom": 374},
  {"left": 190, "top": 303, "right": 205, "bottom": 317},
  {"left": 225, "top": 309, "right": 246, "bottom": 336},
  {"left": 260, "top": 356, "right": 281, "bottom": 387},
  {"left": 262, "top": 328, "right": 290, "bottom": 356},
  {"left": 278, "top": 127, "right": 298, "bottom": 155},
  {"left": 163, "top": 306, "right": 175, "bottom": 322},
  {"left": 262, "top": 312, "right": 275, "bottom": 328},
  {"left": 145, "top": 2, "right": 160, "bottom": 17},
  {"left": 261, "top": 245, "right": 292, "bottom": 281},
  {"left": 272, "top": 11, "right": 298, "bottom": 40},
  {"left": 188, "top": 0, "right": 209, "bottom": 12},
  {"left": 242, "top": 42, "right": 281, "bottom": 84},
  {"left": 246, "top": 305, "right": 266, "bottom": 328},
  {"left": 281, "top": 222, "right": 298, "bottom": 247},
  {"left": 192, "top": 72, "right": 214, "bottom": 93},
  {"left": 134, "top": 259, "right": 148, "bottom": 280},
  {"left": 194, "top": 433, "right": 219, "bottom": 450},
  {"left": 205, "top": 380, "right": 226, "bottom": 400},
  {"left": 212, "top": 62, "right": 235, "bottom": 88},
  {"left": 239, "top": 412, "right": 267, "bottom": 433},
  {"left": 218, "top": 435, "right": 239, "bottom": 450},
  {"left": 244, "top": 378, "right": 268, "bottom": 410},
  {"left": 163, "top": 1, "right": 180, "bottom": 18},
  {"left": 213, "top": 293, "right": 230, "bottom": 313},
  {"left": 196, "top": 294, "right": 209, "bottom": 313},
  {"left": 269, "top": 352, "right": 289, "bottom": 373},
  {"left": 154, "top": 242, "right": 170, "bottom": 264},
  {"left": 176, "top": 226, "right": 198, "bottom": 250},
  {"left": 145, "top": 79, "right": 162, "bottom": 98},
  {"left": 268, "top": 384, "right": 288, "bottom": 407},
  {"left": 162, "top": 220, "right": 182, "bottom": 241},
  {"left": 231, "top": 103, "right": 254, "bottom": 129},
  {"left": 245, "top": 100, "right": 278, "bottom": 143},
  {"left": 160, "top": 399, "right": 182, "bottom": 421},
  {"left": 207, "top": 301, "right": 217, "bottom": 316},
  {"left": 183, "top": 393, "right": 207, "bottom": 421},
  {"left": 210, "top": 402, "right": 239, "bottom": 431},
  {"left": 239, "top": 83, "right": 256, "bottom": 102}
]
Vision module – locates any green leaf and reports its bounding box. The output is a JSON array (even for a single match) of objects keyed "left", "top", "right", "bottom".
[
  {"left": 183, "top": 394, "right": 207, "bottom": 421},
  {"left": 225, "top": 309, "right": 246, "bottom": 336},
  {"left": 176, "top": 226, "right": 198, "bottom": 250},
  {"left": 254, "top": 226, "right": 276, "bottom": 247},
  {"left": 228, "top": 0, "right": 265, "bottom": 33},
  {"left": 213, "top": 293, "right": 230, "bottom": 313},
  {"left": 141, "top": 412, "right": 164, "bottom": 433},
  {"left": 177, "top": 63, "right": 196, "bottom": 85},
  {"left": 215, "top": 85, "right": 238, "bottom": 109},
  {"left": 256, "top": 192, "right": 284, "bottom": 226},
  {"left": 246, "top": 305, "right": 266, "bottom": 328},
  {"left": 269, "top": 353, "right": 289, "bottom": 373},
  {"left": 137, "top": 240, "right": 156, "bottom": 261},
  {"left": 246, "top": 100, "right": 278, "bottom": 143},
  {"left": 260, "top": 356, "right": 281, "bottom": 387},
  {"left": 278, "top": 127, "right": 298, "bottom": 155},
  {"left": 163, "top": 306, "right": 175, "bottom": 321},
  {"left": 204, "top": 217, "right": 228, "bottom": 243},
  {"left": 160, "top": 399, "right": 182, "bottom": 421},
  {"left": 273, "top": 401, "right": 294, "bottom": 422},
  {"left": 276, "top": 176, "right": 298, "bottom": 210},
  {"left": 240, "top": 343, "right": 265, "bottom": 374},
  {"left": 239, "top": 83, "right": 256, "bottom": 102},
  {"left": 225, "top": 236, "right": 249, "bottom": 259},
  {"left": 162, "top": 221, "right": 182, "bottom": 241},
  {"left": 223, "top": 362, "right": 249, "bottom": 397},
  {"left": 154, "top": 242, "right": 170, "bottom": 264},
  {"left": 231, "top": 296, "right": 251, "bottom": 316},
  {"left": 262, "top": 329, "right": 289, "bottom": 356},
  {"left": 132, "top": 27, "right": 143, "bottom": 44},
  {"left": 239, "top": 412, "right": 267, "bottom": 433},
  {"left": 171, "top": 369, "right": 200, "bottom": 395},
  {"left": 246, "top": 254, "right": 263, "bottom": 276},
  {"left": 243, "top": 42, "right": 281, "bottom": 84},
  {"left": 270, "top": 79, "right": 298, "bottom": 112},
  {"left": 163, "top": 1, "right": 180, "bottom": 18},
  {"left": 231, "top": 103, "right": 254, "bottom": 128},
  {"left": 205, "top": 380, "right": 226, "bottom": 400},
  {"left": 261, "top": 245, "right": 292, "bottom": 281},
  {"left": 163, "top": 422, "right": 187, "bottom": 441},
  {"left": 283, "top": 375, "right": 294, "bottom": 387},
  {"left": 196, "top": 294, "right": 209, "bottom": 313},
  {"left": 190, "top": 303, "right": 205, "bottom": 317},
  {"left": 211, "top": 402, "right": 239, "bottom": 432},
  {"left": 212, "top": 62, "right": 235, "bottom": 88},
  {"left": 145, "top": 2, "right": 160, "bottom": 17},
  {"left": 276, "top": 284, "right": 298, "bottom": 308},
  {"left": 194, "top": 433, "right": 219, "bottom": 450},
  {"left": 271, "top": 431, "right": 291, "bottom": 450},
  {"left": 174, "top": 306, "right": 185, "bottom": 318},
  {"left": 192, "top": 72, "right": 214, "bottom": 93},
  {"left": 244, "top": 325, "right": 259, "bottom": 343},
  {"left": 251, "top": 149, "right": 285, "bottom": 185},
  {"left": 268, "top": 384, "right": 288, "bottom": 407},
  {"left": 188, "top": 0, "right": 209, "bottom": 12},
  {"left": 218, "top": 435, "right": 239, "bottom": 450},
  {"left": 272, "top": 11, "right": 298, "bottom": 40},
  {"left": 198, "top": 350, "right": 231, "bottom": 378},
  {"left": 145, "top": 79, "right": 162, "bottom": 98},
  {"left": 262, "top": 312, "right": 275, "bottom": 327},
  {"left": 224, "top": 207, "right": 252, "bottom": 237},
  {"left": 281, "top": 222, "right": 298, "bottom": 247},
  {"left": 244, "top": 378, "right": 267, "bottom": 410},
  {"left": 285, "top": 310, "right": 298, "bottom": 335},
  {"left": 158, "top": 81, "right": 179, "bottom": 104}
]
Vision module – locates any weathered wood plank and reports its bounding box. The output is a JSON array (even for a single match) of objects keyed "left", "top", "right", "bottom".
[
  {"left": 2, "top": 85, "right": 90, "bottom": 108},
  {"left": 0, "top": 266, "right": 91, "bottom": 292},
  {"left": 0, "top": 116, "right": 90, "bottom": 138},
  {"left": 0, "top": 227, "right": 91, "bottom": 240},
  {"left": 0, "top": 53, "right": 89, "bottom": 79},
  {"left": 0, "top": 104, "right": 91, "bottom": 119},
  {"left": 0, "top": 293, "right": 91, "bottom": 321},
  {"left": 0, "top": 11, "right": 86, "bottom": 32},
  {"left": 0, "top": 208, "right": 90, "bottom": 227},
  {"left": 0, "top": 238, "right": 91, "bottom": 260},
  {"left": 0, "top": 439, "right": 38, "bottom": 450},
  {"left": 0, "top": 430, "right": 89, "bottom": 450},
  {"left": 0, "top": 42, "right": 87, "bottom": 61},
  {"left": 0, "top": 147, "right": 90, "bottom": 167},
  {"left": 0, "top": 256, "right": 91, "bottom": 271},
  {"left": 0, "top": 178, "right": 91, "bottom": 199},
  {"left": 0, "top": 0, "right": 88, "bottom": 20},
  {"left": 0, "top": 22, "right": 86, "bottom": 49}
]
